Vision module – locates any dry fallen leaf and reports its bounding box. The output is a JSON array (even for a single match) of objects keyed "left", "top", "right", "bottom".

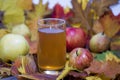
[
  {"left": 71, "top": 0, "right": 91, "bottom": 30},
  {"left": 70, "top": 0, "right": 118, "bottom": 35},
  {"left": 85, "top": 60, "right": 120, "bottom": 79},
  {"left": 0, "top": 67, "right": 11, "bottom": 76},
  {"left": 100, "top": 12, "right": 120, "bottom": 38},
  {"left": 11, "top": 54, "right": 38, "bottom": 75},
  {"left": 0, "top": 59, "right": 12, "bottom": 78},
  {"left": 92, "top": 0, "right": 118, "bottom": 17}
]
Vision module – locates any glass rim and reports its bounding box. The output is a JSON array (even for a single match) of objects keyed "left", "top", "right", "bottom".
[{"left": 38, "top": 18, "right": 66, "bottom": 27}]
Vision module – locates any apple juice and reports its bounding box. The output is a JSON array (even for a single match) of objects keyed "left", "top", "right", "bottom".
[{"left": 38, "top": 28, "right": 66, "bottom": 71}]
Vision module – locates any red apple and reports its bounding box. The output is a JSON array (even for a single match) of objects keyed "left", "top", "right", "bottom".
[
  {"left": 66, "top": 27, "right": 87, "bottom": 52},
  {"left": 69, "top": 48, "right": 93, "bottom": 70}
]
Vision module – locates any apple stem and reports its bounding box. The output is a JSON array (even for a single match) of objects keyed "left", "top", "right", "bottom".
[{"left": 76, "top": 50, "right": 78, "bottom": 56}]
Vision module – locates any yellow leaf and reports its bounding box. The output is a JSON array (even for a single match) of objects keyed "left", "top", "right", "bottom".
[
  {"left": 17, "top": 0, "right": 33, "bottom": 10},
  {"left": 25, "top": 0, "right": 50, "bottom": 41},
  {"left": 64, "top": 6, "right": 70, "bottom": 14},
  {"left": 86, "top": 76, "right": 102, "bottom": 80},
  {"left": 18, "top": 56, "right": 26, "bottom": 74},
  {"left": 26, "top": 0, "right": 50, "bottom": 20},
  {"left": 34, "top": 0, "right": 48, "bottom": 17},
  {"left": 26, "top": 17, "right": 39, "bottom": 41},
  {"left": 82, "top": 0, "right": 89, "bottom": 10},
  {"left": 71, "top": 23, "right": 81, "bottom": 28},
  {"left": 77, "top": 0, "right": 89, "bottom": 10},
  {"left": 106, "top": 51, "right": 120, "bottom": 63},
  {"left": 77, "top": 0, "right": 81, "bottom": 3}
]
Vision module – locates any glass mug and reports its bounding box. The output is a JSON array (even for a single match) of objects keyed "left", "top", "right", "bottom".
[{"left": 37, "top": 18, "right": 66, "bottom": 75}]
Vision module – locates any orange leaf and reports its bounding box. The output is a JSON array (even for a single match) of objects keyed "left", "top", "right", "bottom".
[{"left": 100, "top": 13, "right": 120, "bottom": 38}]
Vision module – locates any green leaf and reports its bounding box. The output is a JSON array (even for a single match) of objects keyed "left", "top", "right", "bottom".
[
  {"left": 95, "top": 50, "right": 120, "bottom": 62},
  {"left": 94, "top": 52, "right": 106, "bottom": 61}
]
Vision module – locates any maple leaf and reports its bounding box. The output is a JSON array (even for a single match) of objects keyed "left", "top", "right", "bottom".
[
  {"left": 11, "top": 55, "right": 38, "bottom": 75},
  {"left": 50, "top": 3, "right": 73, "bottom": 21},
  {"left": 26, "top": 0, "right": 50, "bottom": 20},
  {"left": 16, "top": 0, "right": 33, "bottom": 10},
  {"left": 0, "top": 60, "right": 12, "bottom": 78},
  {"left": 113, "top": 13, "right": 120, "bottom": 23},
  {"left": 26, "top": 17, "right": 39, "bottom": 41},
  {"left": 77, "top": 0, "right": 89, "bottom": 10},
  {"left": 18, "top": 55, "right": 38, "bottom": 74},
  {"left": 25, "top": 0, "right": 51, "bottom": 41},
  {"left": 71, "top": 0, "right": 91, "bottom": 30},
  {"left": 85, "top": 60, "right": 120, "bottom": 79},
  {"left": 51, "top": 3, "right": 65, "bottom": 19},
  {"left": 70, "top": 0, "right": 118, "bottom": 35},
  {"left": 0, "top": 67, "right": 11, "bottom": 78},
  {"left": 92, "top": 0, "right": 118, "bottom": 17},
  {"left": 100, "top": 13, "right": 120, "bottom": 38}
]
